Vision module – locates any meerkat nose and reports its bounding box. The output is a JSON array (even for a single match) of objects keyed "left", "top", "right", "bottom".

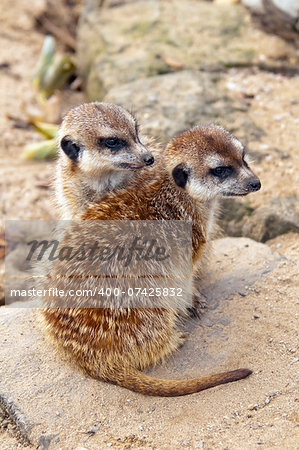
[
  {"left": 248, "top": 178, "right": 261, "bottom": 192},
  {"left": 143, "top": 154, "right": 155, "bottom": 166}
]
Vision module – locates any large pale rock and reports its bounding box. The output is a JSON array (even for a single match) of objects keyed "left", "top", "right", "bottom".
[
  {"left": 242, "top": 0, "right": 299, "bottom": 44},
  {"left": 242, "top": 195, "right": 299, "bottom": 242},
  {"left": 0, "top": 238, "right": 282, "bottom": 448},
  {"left": 220, "top": 196, "right": 299, "bottom": 241},
  {"left": 219, "top": 198, "right": 254, "bottom": 237},
  {"left": 242, "top": 0, "right": 299, "bottom": 18},
  {"left": 104, "top": 70, "right": 263, "bottom": 144},
  {"left": 77, "top": 0, "right": 298, "bottom": 99}
]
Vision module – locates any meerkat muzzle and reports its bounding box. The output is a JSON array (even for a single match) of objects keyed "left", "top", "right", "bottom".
[
  {"left": 143, "top": 154, "right": 155, "bottom": 166},
  {"left": 247, "top": 177, "right": 261, "bottom": 192}
]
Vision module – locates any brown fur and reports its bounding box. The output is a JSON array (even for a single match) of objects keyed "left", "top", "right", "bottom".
[{"left": 42, "top": 125, "right": 260, "bottom": 396}]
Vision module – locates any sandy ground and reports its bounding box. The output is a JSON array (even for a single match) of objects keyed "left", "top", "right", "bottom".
[{"left": 0, "top": 0, "right": 298, "bottom": 448}]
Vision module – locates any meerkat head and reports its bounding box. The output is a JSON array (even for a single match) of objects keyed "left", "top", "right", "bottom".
[
  {"left": 165, "top": 125, "right": 261, "bottom": 200},
  {"left": 58, "top": 102, "right": 154, "bottom": 176}
]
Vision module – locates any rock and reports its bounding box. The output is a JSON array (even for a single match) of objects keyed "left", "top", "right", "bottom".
[
  {"left": 77, "top": 0, "right": 298, "bottom": 99},
  {"left": 242, "top": 0, "right": 299, "bottom": 45},
  {"left": 242, "top": 0, "right": 299, "bottom": 18},
  {"left": 77, "top": 4, "right": 106, "bottom": 101},
  {"left": 219, "top": 196, "right": 299, "bottom": 242},
  {"left": 242, "top": 0, "right": 265, "bottom": 13},
  {"left": 219, "top": 198, "right": 254, "bottom": 237},
  {"left": 242, "top": 195, "right": 299, "bottom": 242},
  {"left": 216, "top": 0, "right": 239, "bottom": 4},
  {"left": 105, "top": 70, "right": 260, "bottom": 144},
  {"left": 196, "top": 237, "right": 281, "bottom": 311},
  {"left": 0, "top": 237, "right": 281, "bottom": 447}
]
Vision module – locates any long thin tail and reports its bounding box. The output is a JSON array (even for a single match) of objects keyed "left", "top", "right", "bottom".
[{"left": 111, "top": 367, "right": 252, "bottom": 397}]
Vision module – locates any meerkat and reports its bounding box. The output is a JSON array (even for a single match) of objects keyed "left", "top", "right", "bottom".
[
  {"left": 55, "top": 102, "right": 157, "bottom": 219},
  {"left": 41, "top": 124, "right": 261, "bottom": 397}
]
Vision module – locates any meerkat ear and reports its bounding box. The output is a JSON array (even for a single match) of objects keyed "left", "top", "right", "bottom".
[
  {"left": 60, "top": 136, "right": 81, "bottom": 162},
  {"left": 172, "top": 163, "right": 190, "bottom": 189}
]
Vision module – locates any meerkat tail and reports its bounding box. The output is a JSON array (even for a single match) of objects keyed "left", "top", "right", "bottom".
[{"left": 109, "top": 367, "right": 252, "bottom": 397}]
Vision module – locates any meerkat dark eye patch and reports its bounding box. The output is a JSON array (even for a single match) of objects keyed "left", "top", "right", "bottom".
[
  {"left": 210, "top": 166, "right": 234, "bottom": 179},
  {"left": 98, "top": 137, "right": 126, "bottom": 151},
  {"left": 172, "top": 164, "right": 190, "bottom": 189},
  {"left": 60, "top": 137, "right": 81, "bottom": 162}
]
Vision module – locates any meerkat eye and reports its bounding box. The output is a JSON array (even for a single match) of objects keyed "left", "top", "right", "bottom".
[
  {"left": 98, "top": 137, "right": 126, "bottom": 151},
  {"left": 210, "top": 166, "right": 234, "bottom": 179}
]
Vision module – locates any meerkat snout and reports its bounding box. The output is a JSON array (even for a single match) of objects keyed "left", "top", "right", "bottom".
[
  {"left": 208, "top": 163, "right": 261, "bottom": 197},
  {"left": 247, "top": 177, "right": 261, "bottom": 192},
  {"left": 143, "top": 154, "right": 155, "bottom": 166}
]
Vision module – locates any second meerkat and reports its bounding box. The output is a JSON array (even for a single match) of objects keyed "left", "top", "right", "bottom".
[
  {"left": 56, "top": 102, "right": 156, "bottom": 219},
  {"left": 41, "top": 125, "right": 261, "bottom": 397}
]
